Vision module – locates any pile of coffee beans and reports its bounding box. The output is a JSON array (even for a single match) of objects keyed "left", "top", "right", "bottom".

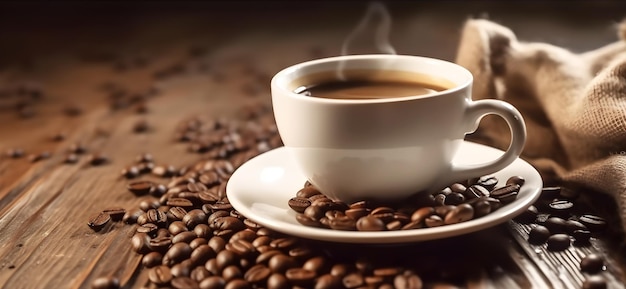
[
  {"left": 512, "top": 186, "right": 612, "bottom": 289},
  {"left": 289, "top": 176, "right": 524, "bottom": 231}
]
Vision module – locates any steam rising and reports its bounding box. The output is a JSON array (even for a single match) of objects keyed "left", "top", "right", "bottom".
[{"left": 338, "top": 2, "right": 397, "bottom": 80}]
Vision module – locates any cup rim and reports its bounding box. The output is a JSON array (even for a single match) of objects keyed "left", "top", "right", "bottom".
[{"left": 271, "top": 54, "right": 473, "bottom": 104}]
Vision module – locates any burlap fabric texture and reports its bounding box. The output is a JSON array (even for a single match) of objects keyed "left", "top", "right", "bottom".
[{"left": 455, "top": 19, "right": 626, "bottom": 234}]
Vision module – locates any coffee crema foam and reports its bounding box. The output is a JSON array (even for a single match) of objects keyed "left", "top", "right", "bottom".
[{"left": 292, "top": 69, "right": 456, "bottom": 100}]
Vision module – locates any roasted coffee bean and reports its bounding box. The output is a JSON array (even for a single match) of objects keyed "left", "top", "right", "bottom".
[
  {"left": 295, "top": 214, "right": 321, "bottom": 227},
  {"left": 506, "top": 176, "right": 525, "bottom": 187},
  {"left": 121, "top": 166, "right": 140, "bottom": 179},
  {"left": 256, "top": 250, "right": 282, "bottom": 265},
  {"left": 243, "top": 264, "right": 271, "bottom": 284},
  {"left": 216, "top": 249, "right": 239, "bottom": 271},
  {"left": 444, "top": 192, "right": 465, "bottom": 205},
  {"left": 471, "top": 198, "right": 492, "bottom": 218},
  {"left": 328, "top": 216, "right": 357, "bottom": 231},
  {"left": 345, "top": 207, "right": 370, "bottom": 220},
  {"left": 190, "top": 266, "right": 211, "bottom": 282},
  {"left": 222, "top": 265, "right": 243, "bottom": 281},
  {"left": 546, "top": 234, "right": 571, "bottom": 251},
  {"left": 316, "top": 273, "right": 342, "bottom": 289},
  {"left": 342, "top": 272, "right": 365, "bottom": 288},
  {"left": 167, "top": 197, "right": 194, "bottom": 207},
  {"left": 91, "top": 276, "right": 120, "bottom": 289},
  {"left": 127, "top": 180, "right": 154, "bottom": 195},
  {"left": 444, "top": 204, "right": 474, "bottom": 225},
  {"left": 544, "top": 217, "right": 567, "bottom": 234},
  {"left": 149, "top": 236, "right": 173, "bottom": 253},
  {"left": 465, "top": 185, "right": 490, "bottom": 199},
  {"left": 189, "top": 237, "right": 208, "bottom": 250},
  {"left": 183, "top": 209, "right": 207, "bottom": 228},
  {"left": 286, "top": 268, "right": 316, "bottom": 286},
  {"left": 172, "top": 231, "right": 197, "bottom": 243},
  {"left": 142, "top": 251, "right": 163, "bottom": 268},
  {"left": 211, "top": 216, "right": 245, "bottom": 233},
  {"left": 476, "top": 176, "right": 499, "bottom": 191},
  {"left": 296, "top": 185, "right": 320, "bottom": 198},
  {"left": 131, "top": 232, "right": 151, "bottom": 254},
  {"left": 89, "top": 153, "right": 108, "bottom": 166},
  {"left": 149, "top": 265, "right": 173, "bottom": 285},
  {"left": 224, "top": 279, "right": 251, "bottom": 289},
  {"left": 449, "top": 183, "right": 466, "bottom": 193},
  {"left": 171, "top": 276, "right": 199, "bottom": 289},
  {"left": 288, "top": 197, "right": 311, "bottom": 213},
  {"left": 572, "top": 230, "right": 592, "bottom": 245},
  {"left": 172, "top": 259, "right": 193, "bottom": 277},
  {"left": 582, "top": 275, "right": 607, "bottom": 289},
  {"left": 356, "top": 215, "right": 386, "bottom": 231},
  {"left": 101, "top": 207, "right": 126, "bottom": 222},
  {"left": 580, "top": 253, "right": 604, "bottom": 274},
  {"left": 6, "top": 148, "right": 24, "bottom": 158},
  {"left": 146, "top": 209, "right": 168, "bottom": 226},
  {"left": 150, "top": 184, "right": 168, "bottom": 197},
  {"left": 137, "top": 223, "right": 159, "bottom": 236},
  {"left": 433, "top": 194, "right": 446, "bottom": 206},
  {"left": 548, "top": 200, "right": 574, "bottom": 216},
  {"left": 163, "top": 242, "right": 192, "bottom": 266},
  {"left": 139, "top": 199, "right": 160, "bottom": 211},
  {"left": 424, "top": 215, "right": 444, "bottom": 227},
  {"left": 189, "top": 244, "right": 216, "bottom": 266},
  {"left": 565, "top": 219, "right": 587, "bottom": 234},
  {"left": 168, "top": 207, "right": 188, "bottom": 222},
  {"left": 490, "top": 184, "right": 519, "bottom": 204},
  {"left": 394, "top": 270, "right": 423, "bottom": 289},
  {"left": 88, "top": 212, "right": 111, "bottom": 232},
  {"left": 578, "top": 215, "right": 607, "bottom": 232},
  {"left": 169, "top": 221, "right": 189, "bottom": 235},
  {"left": 528, "top": 225, "right": 550, "bottom": 245},
  {"left": 268, "top": 254, "right": 298, "bottom": 274},
  {"left": 208, "top": 236, "right": 227, "bottom": 253},
  {"left": 410, "top": 207, "right": 434, "bottom": 223},
  {"left": 200, "top": 276, "right": 226, "bottom": 289}
]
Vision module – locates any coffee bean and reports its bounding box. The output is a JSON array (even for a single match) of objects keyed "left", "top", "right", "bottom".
[
  {"left": 548, "top": 200, "right": 574, "bottom": 216},
  {"left": 268, "top": 254, "right": 298, "bottom": 274},
  {"left": 102, "top": 207, "right": 126, "bottom": 222},
  {"left": 444, "top": 192, "right": 465, "bottom": 205},
  {"left": 149, "top": 236, "right": 173, "bottom": 253},
  {"left": 146, "top": 209, "right": 168, "bottom": 226},
  {"left": 449, "top": 183, "right": 466, "bottom": 193},
  {"left": 127, "top": 180, "right": 154, "bottom": 195},
  {"left": 89, "top": 153, "right": 108, "bottom": 166},
  {"left": 88, "top": 212, "right": 111, "bottom": 232},
  {"left": 328, "top": 216, "right": 357, "bottom": 231},
  {"left": 172, "top": 231, "right": 197, "bottom": 244},
  {"left": 163, "top": 242, "right": 192, "bottom": 266},
  {"left": 544, "top": 217, "right": 567, "bottom": 234},
  {"left": 528, "top": 225, "right": 550, "bottom": 245},
  {"left": 394, "top": 270, "right": 423, "bottom": 289},
  {"left": 476, "top": 176, "right": 499, "bottom": 191},
  {"left": 578, "top": 215, "right": 607, "bottom": 232},
  {"left": 167, "top": 197, "right": 195, "bottom": 208},
  {"left": 490, "top": 184, "right": 519, "bottom": 204},
  {"left": 286, "top": 268, "right": 316, "bottom": 286},
  {"left": 424, "top": 215, "right": 444, "bottom": 227},
  {"left": 356, "top": 215, "right": 386, "bottom": 231},
  {"left": 580, "top": 253, "right": 604, "bottom": 274},
  {"left": 149, "top": 265, "right": 173, "bottom": 285},
  {"left": 91, "top": 276, "right": 120, "bottom": 289},
  {"left": 506, "top": 176, "right": 525, "bottom": 187},
  {"left": 288, "top": 197, "right": 311, "bottom": 213},
  {"left": 139, "top": 199, "right": 160, "bottom": 212},
  {"left": 137, "top": 223, "right": 159, "bottom": 236},
  {"left": 316, "top": 273, "right": 343, "bottom": 289},
  {"left": 546, "top": 234, "right": 571, "bottom": 251},
  {"left": 243, "top": 264, "right": 271, "bottom": 284},
  {"left": 444, "top": 204, "right": 474, "bottom": 225},
  {"left": 64, "top": 153, "right": 79, "bottom": 164},
  {"left": 540, "top": 187, "right": 561, "bottom": 199},
  {"left": 564, "top": 219, "right": 587, "bottom": 234},
  {"left": 6, "top": 148, "right": 24, "bottom": 158},
  {"left": 199, "top": 276, "right": 225, "bottom": 289},
  {"left": 143, "top": 251, "right": 163, "bottom": 268},
  {"left": 172, "top": 276, "right": 199, "bottom": 289},
  {"left": 465, "top": 185, "right": 490, "bottom": 199},
  {"left": 572, "top": 230, "right": 592, "bottom": 245},
  {"left": 582, "top": 275, "right": 607, "bottom": 289},
  {"left": 131, "top": 232, "right": 151, "bottom": 254},
  {"left": 225, "top": 279, "right": 251, "bottom": 289},
  {"left": 183, "top": 209, "right": 207, "bottom": 228},
  {"left": 267, "top": 273, "right": 289, "bottom": 289},
  {"left": 342, "top": 272, "right": 365, "bottom": 288}
]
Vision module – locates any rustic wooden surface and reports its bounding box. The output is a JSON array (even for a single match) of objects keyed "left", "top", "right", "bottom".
[{"left": 1, "top": 2, "right": 626, "bottom": 289}]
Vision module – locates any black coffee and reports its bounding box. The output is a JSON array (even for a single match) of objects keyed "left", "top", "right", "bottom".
[{"left": 293, "top": 70, "right": 455, "bottom": 99}]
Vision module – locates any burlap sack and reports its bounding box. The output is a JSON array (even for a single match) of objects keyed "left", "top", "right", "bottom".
[{"left": 455, "top": 19, "right": 626, "bottom": 234}]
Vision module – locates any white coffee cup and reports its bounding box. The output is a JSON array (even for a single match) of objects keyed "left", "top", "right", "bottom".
[{"left": 271, "top": 54, "right": 526, "bottom": 204}]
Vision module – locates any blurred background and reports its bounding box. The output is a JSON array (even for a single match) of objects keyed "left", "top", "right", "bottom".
[{"left": 2, "top": 0, "right": 626, "bottom": 68}]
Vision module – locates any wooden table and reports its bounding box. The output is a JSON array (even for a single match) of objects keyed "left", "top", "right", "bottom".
[{"left": 1, "top": 2, "right": 626, "bottom": 288}]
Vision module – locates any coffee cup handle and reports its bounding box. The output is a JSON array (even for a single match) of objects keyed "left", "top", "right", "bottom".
[{"left": 448, "top": 99, "right": 527, "bottom": 183}]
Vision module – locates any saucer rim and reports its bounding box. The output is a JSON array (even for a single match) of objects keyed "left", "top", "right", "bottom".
[{"left": 226, "top": 141, "right": 543, "bottom": 244}]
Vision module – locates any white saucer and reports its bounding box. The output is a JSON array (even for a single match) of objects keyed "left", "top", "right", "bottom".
[{"left": 226, "top": 141, "right": 543, "bottom": 244}]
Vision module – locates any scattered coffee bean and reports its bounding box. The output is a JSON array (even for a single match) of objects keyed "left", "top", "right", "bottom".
[
  {"left": 89, "top": 153, "right": 108, "bottom": 166},
  {"left": 127, "top": 180, "right": 154, "bottom": 195},
  {"left": 582, "top": 275, "right": 607, "bottom": 289},
  {"left": 88, "top": 212, "right": 111, "bottom": 232},
  {"left": 580, "top": 253, "right": 604, "bottom": 274},
  {"left": 64, "top": 153, "right": 79, "bottom": 164},
  {"left": 91, "top": 276, "right": 120, "bottom": 289},
  {"left": 578, "top": 215, "right": 607, "bottom": 232},
  {"left": 546, "top": 234, "right": 571, "bottom": 251},
  {"left": 528, "top": 225, "right": 550, "bottom": 245},
  {"left": 102, "top": 207, "right": 126, "bottom": 222}
]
